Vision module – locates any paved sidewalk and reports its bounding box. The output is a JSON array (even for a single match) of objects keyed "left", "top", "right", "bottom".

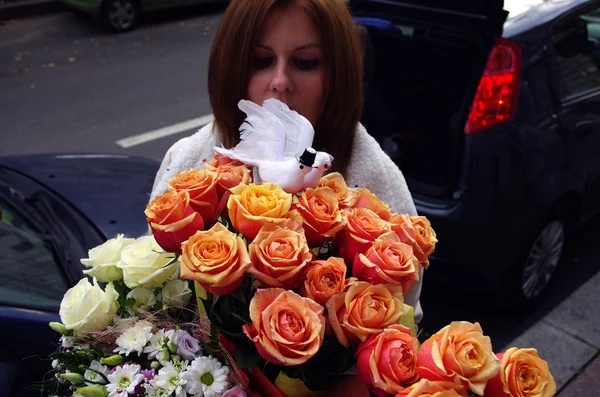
[{"left": 503, "top": 268, "right": 600, "bottom": 395}]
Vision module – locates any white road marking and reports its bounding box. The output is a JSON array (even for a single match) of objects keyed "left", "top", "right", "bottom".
[{"left": 116, "top": 114, "right": 214, "bottom": 148}]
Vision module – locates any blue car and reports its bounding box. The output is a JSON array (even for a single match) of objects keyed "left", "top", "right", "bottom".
[{"left": 0, "top": 153, "right": 159, "bottom": 397}]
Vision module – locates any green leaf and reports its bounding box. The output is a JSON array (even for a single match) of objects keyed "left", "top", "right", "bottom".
[{"left": 233, "top": 342, "right": 262, "bottom": 369}]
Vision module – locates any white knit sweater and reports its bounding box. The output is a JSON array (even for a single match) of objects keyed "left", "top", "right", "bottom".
[{"left": 149, "top": 122, "right": 424, "bottom": 323}]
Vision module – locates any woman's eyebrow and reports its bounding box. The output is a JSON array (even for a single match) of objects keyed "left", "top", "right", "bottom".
[{"left": 256, "top": 43, "right": 321, "bottom": 51}]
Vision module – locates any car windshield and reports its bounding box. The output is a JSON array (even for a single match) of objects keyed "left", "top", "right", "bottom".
[{"left": 0, "top": 192, "right": 70, "bottom": 310}]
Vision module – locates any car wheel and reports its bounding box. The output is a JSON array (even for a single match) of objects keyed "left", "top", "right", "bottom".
[
  {"left": 101, "top": 0, "right": 140, "bottom": 33},
  {"left": 502, "top": 209, "right": 571, "bottom": 311}
]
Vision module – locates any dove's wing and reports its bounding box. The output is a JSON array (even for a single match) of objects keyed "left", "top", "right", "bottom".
[
  {"left": 263, "top": 99, "right": 315, "bottom": 159},
  {"left": 234, "top": 100, "right": 286, "bottom": 161},
  {"left": 213, "top": 146, "right": 260, "bottom": 167}
]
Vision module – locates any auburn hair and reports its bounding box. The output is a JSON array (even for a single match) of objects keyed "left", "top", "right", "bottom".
[{"left": 208, "top": 0, "right": 363, "bottom": 175}]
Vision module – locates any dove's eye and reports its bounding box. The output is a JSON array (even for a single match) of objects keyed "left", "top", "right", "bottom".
[{"left": 299, "top": 165, "right": 304, "bottom": 170}]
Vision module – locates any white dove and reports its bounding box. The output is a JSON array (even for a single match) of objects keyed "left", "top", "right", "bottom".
[{"left": 213, "top": 99, "right": 333, "bottom": 194}]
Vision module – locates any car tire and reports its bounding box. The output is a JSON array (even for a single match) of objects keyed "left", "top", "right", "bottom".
[
  {"left": 101, "top": 0, "right": 140, "bottom": 33},
  {"left": 500, "top": 206, "right": 573, "bottom": 312}
]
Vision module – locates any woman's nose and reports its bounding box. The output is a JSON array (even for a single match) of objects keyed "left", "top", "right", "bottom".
[{"left": 269, "top": 62, "right": 293, "bottom": 92}]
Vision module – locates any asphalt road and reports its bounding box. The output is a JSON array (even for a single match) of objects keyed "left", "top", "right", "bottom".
[
  {"left": 2, "top": 10, "right": 600, "bottom": 393},
  {"left": 0, "top": 6, "right": 224, "bottom": 161}
]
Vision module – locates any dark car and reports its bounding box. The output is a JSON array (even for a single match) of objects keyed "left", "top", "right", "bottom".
[
  {"left": 0, "top": 154, "right": 159, "bottom": 397},
  {"left": 351, "top": 0, "right": 600, "bottom": 308}
]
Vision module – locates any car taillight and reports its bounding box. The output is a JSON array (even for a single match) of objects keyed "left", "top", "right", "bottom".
[{"left": 465, "top": 38, "right": 522, "bottom": 135}]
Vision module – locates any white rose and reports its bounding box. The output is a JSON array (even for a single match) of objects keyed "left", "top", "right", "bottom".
[
  {"left": 81, "top": 234, "right": 134, "bottom": 282},
  {"left": 59, "top": 278, "right": 119, "bottom": 334},
  {"left": 116, "top": 235, "right": 177, "bottom": 289},
  {"left": 127, "top": 288, "right": 159, "bottom": 314},
  {"left": 161, "top": 280, "right": 192, "bottom": 307}
]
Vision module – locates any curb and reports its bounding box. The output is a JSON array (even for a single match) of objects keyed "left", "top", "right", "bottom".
[{"left": 0, "top": 0, "right": 64, "bottom": 21}]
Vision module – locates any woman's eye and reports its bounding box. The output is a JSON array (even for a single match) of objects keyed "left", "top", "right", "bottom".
[
  {"left": 253, "top": 57, "right": 274, "bottom": 69},
  {"left": 294, "top": 58, "right": 320, "bottom": 71}
]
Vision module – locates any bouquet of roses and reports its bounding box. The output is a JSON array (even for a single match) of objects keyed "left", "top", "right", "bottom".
[{"left": 31, "top": 99, "right": 555, "bottom": 397}]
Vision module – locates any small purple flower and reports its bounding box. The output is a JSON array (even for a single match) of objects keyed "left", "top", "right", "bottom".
[
  {"left": 172, "top": 329, "right": 201, "bottom": 360},
  {"left": 222, "top": 386, "right": 247, "bottom": 397},
  {"left": 141, "top": 368, "right": 155, "bottom": 381}
]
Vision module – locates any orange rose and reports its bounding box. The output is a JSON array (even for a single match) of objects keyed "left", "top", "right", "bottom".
[
  {"left": 390, "top": 214, "right": 437, "bottom": 269},
  {"left": 338, "top": 208, "right": 391, "bottom": 264},
  {"left": 145, "top": 190, "right": 204, "bottom": 253},
  {"left": 247, "top": 220, "right": 313, "bottom": 289},
  {"left": 243, "top": 288, "right": 326, "bottom": 366},
  {"left": 179, "top": 222, "right": 251, "bottom": 295},
  {"left": 318, "top": 172, "right": 357, "bottom": 208},
  {"left": 326, "top": 281, "right": 404, "bottom": 347},
  {"left": 204, "top": 162, "right": 253, "bottom": 198},
  {"left": 417, "top": 322, "right": 500, "bottom": 396},
  {"left": 167, "top": 169, "right": 220, "bottom": 225},
  {"left": 227, "top": 183, "right": 300, "bottom": 240},
  {"left": 293, "top": 187, "right": 346, "bottom": 247},
  {"left": 484, "top": 348, "right": 556, "bottom": 397},
  {"left": 204, "top": 151, "right": 245, "bottom": 167},
  {"left": 298, "top": 257, "right": 357, "bottom": 306},
  {"left": 356, "top": 324, "right": 420, "bottom": 394},
  {"left": 353, "top": 231, "right": 420, "bottom": 294},
  {"left": 395, "top": 380, "right": 468, "bottom": 397},
  {"left": 352, "top": 188, "right": 392, "bottom": 221}
]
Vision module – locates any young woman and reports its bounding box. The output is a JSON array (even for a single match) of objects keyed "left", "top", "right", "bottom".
[{"left": 150, "top": 0, "right": 423, "bottom": 325}]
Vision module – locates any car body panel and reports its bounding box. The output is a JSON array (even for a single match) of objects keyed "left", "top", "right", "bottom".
[{"left": 0, "top": 154, "right": 160, "bottom": 240}]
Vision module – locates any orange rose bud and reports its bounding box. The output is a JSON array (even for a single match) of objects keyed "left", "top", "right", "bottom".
[
  {"left": 417, "top": 322, "right": 500, "bottom": 396},
  {"left": 484, "top": 348, "right": 556, "bottom": 397},
  {"left": 247, "top": 220, "right": 313, "bottom": 289},
  {"left": 293, "top": 187, "right": 346, "bottom": 247},
  {"left": 356, "top": 324, "right": 420, "bottom": 394},
  {"left": 204, "top": 161, "right": 253, "bottom": 198},
  {"left": 338, "top": 208, "right": 391, "bottom": 264},
  {"left": 318, "top": 172, "right": 357, "bottom": 208},
  {"left": 242, "top": 288, "right": 326, "bottom": 366},
  {"left": 353, "top": 232, "right": 420, "bottom": 294},
  {"left": 298, "top": 257, "right": 357, "bottom": 306},
  {"left": 204, "top": 151, "right": 245, "bottom": 167},
  {"left": 395, "top": 379, "right": 468, "bottom": 397},
  {"left": 390, "top": 214, "right": 437, "bottom": 269},
  {"left": 167, "top": 169, "right": 220, "bottom": 226},
  {"left": 352, "top": 188, "right": 392, "bottom": 221},
  {"left": 326, "top": 281, "right": 404, "bottom": 347},
  {"left": 227, "top": 183, "right": 299, "bottom": 240},
  {"left": 179, "top": 222, "right": 251, "bottom": 295},
  {"left": 145, "top": 190, "right": 204, "bottom": 254}
]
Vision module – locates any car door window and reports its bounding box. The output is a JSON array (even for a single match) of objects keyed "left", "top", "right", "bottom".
[
  {"left": 552, "top": 7, "right": 600, "bottom": 101},
  {"left": 0, "top": 198, "right": 69, "bottom": 309}
]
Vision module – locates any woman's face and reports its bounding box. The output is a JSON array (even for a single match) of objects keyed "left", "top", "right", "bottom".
[{"left": 247, "top": 5, "right": 325, "bottom": 127}]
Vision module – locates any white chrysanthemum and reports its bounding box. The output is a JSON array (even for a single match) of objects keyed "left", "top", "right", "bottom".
[
  {"left": 143, "top": 329, "right": 176, "bottom": 360},
  {"left": 144, "top": 384, "right": 171, "bottom": 397},
  {"left": 84, "top": 360, "right": 109, "bottom": 385},
  {"left": 106, "top": 363, "right": 145, "bottom": 397},
  {"left": 114, "top": 324, "right": 153, "bottom": 356},
  {"left": 151, "top": 360, "right": 188, "bottom": 397},
  {"left": 182, "top": 356, "right": 229, "bottom": 397}
]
